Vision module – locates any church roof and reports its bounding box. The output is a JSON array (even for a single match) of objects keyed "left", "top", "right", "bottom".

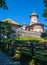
[
  {"left": 2, "top": 18, "right": 19, "bottom": 25},
  {"left": 30, "top": 23, "right": 44, "bottom": 27},
  {"left": 30, "top": 11, "right": 38, "bottom": 17}
]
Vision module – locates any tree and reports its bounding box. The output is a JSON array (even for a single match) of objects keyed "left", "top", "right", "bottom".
[
  {"left": 45, "top": 29, "right": 47, "bottom": 33},
  {"left": 0, "top": 0, "right": 8, "bottom": 9},
  {"left": 0, "top": 21, "right": 12, "bottom": 52},
  {"left": 0, "top": 21, "right": 12, "bottom": 39},
  {"left": 43, "top": 0, "right": 47, "bottom": 20}
]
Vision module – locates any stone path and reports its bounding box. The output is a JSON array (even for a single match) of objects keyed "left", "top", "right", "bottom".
[{"left": 0, "top": 50, "right": 20, "bottom": 65}]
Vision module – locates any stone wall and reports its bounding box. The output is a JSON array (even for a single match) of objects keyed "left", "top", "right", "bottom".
[{"left": 16, "top": 29, "right": 42, "bottom": 38}]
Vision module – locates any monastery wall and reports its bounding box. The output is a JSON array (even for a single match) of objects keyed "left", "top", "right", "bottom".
[{"left": 16, "top": 29, "right": 42, "bottom": 38}]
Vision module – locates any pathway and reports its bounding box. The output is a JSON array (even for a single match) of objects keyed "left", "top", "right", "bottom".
[{"left": 0, "top": 50, "right": 20, "bottom": 65}]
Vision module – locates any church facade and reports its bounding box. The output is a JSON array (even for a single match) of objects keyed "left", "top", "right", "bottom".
[
  {"left": 0, "top": 11, "right": 44, "bottom": 38},
  {"left": 22, "top": 11, "right": 44, "bottom": 32}
]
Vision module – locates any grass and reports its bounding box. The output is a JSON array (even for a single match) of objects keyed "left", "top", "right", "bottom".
[{"left": 15, "top": 37, "right": 47, "bottom": 43}]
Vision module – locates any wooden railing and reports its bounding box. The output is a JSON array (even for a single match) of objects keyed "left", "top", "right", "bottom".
[{"left": 7, "top": 40, "right": 47, "bottom": 63}]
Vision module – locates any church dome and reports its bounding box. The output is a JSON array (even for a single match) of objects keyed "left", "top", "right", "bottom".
[
  {"left": 31, "top": 12, "right": 37, "bottom": 16},
  {"left": 30, "top": 11, "right": 38, "bottom": 17}
]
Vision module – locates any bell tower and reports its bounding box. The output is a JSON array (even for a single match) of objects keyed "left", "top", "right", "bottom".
[{"left": 30, "top": 11, "right": 38, "bottom": 25}]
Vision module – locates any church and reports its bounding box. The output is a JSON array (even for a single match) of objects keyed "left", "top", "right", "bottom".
[
  {"left": 0, "top": 11, "right": 44, "bottom": 38},
  {"left": 22, "top": 11, "right": 44, "bottom": 32}
]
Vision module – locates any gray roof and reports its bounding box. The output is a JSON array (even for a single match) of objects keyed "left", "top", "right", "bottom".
[
  {"left": 30, "top": 11, "right": 38, "bottom": 17},
  {"left": 2, "top": 18, "right": 19, "bottom": 25}
]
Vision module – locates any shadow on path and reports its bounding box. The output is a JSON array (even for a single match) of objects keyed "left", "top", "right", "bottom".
[{"left": 0, "top": 50, "right": 20, "bottom": 65}]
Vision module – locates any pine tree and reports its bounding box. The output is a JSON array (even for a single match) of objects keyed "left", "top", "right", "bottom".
[
  {"left": 0, "top": 0, "right": 8, "bottom": 9},
  {"left": 43, "top": 0, "right": 47, "bottom": 20}
]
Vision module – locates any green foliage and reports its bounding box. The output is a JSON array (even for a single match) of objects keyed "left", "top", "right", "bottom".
[
  {"left": 45, "top": 29, "right": 47, "bottom": 33},
  {"left": 15, "top": 37, "right": 47, "bottom": 43},
  {"left": 0, "top": 37, "right": 47, "bottom": 65},
  {"left": 0, "top": 0, "right": 8, "bottom": 9},
  {"left": 29, "top": 59, "right": 36, "bottom": 65},
  {"left": 43, "top": 0, "right": 47, "bottom": 20},
  {"left": 43, "top": 9, "right": 47, "bottom": 20},
  {"left": 44, "top": 0, "right": 47, "bottom": 6},
  {"left": 0, "top": 21, "right": 12, "bottom": 38}
]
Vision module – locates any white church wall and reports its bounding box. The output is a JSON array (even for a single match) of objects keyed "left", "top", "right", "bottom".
[
  {"left": 30, "top": 16, "right": 38, "bottom": 24},
  {"left": 32, "top": 25, "right": 44, "bottom": 32},
  {"left": 33, "top": 29, "right": 43, "bottom": 32}
]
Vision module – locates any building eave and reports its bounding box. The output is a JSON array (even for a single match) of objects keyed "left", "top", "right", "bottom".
[{"left": 30, "top": 23, "right": 44, "bottom": 27}]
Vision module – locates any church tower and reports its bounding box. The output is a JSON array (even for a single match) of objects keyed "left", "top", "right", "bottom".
[{"left": 30, "top": 11, "right": 38, "bottom": 25}]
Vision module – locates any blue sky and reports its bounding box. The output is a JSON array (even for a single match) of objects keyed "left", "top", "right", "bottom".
[{"left": 0, "top": 0, "right": 47, "bottom": 26}]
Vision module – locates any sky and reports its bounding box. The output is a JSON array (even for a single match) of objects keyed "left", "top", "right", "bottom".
[{"left": 0, "top": 0, "right": 47, "bottom": 27}]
